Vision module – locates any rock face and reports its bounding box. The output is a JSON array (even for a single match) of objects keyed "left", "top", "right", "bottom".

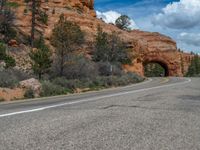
[
  {"left": 9, "top": 0, "right": 193, "bottom": 77},
  {"left": 0, "top": 78, "right": 41, "bottom": 101},
  {"left": 0, "top": 88, "right": 25, "bottom": 101},
  {"left": 124, "top": 30, "right": 194, "bottom": 76}
]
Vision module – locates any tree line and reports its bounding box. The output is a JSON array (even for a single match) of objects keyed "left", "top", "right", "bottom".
[{"left": 186, "top": 54, "right": 200, "bottom": 77}]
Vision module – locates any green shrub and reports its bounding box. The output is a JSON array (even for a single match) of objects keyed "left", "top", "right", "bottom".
[
  {"left": 40, "top": 81, "right": 71, "bottom": 97},
  {"left": 24, "top": 88, "right": 35, "bottom": 99},
  {"left": 0, "top": 69, "right": 30, "bottom": 88},
  {"left": 97, "top": 62, "right": 123, "bottom": 76},
  {"left": 92, "top": 72, "right": 143, "bottom": 88},
  {"left": 0, "top": 71, "right": 19, "bottom": 88},
  {"left": 52, "top": 55, "right": 98, "bottom": 80},
  {"left": 40, "top": 71, "right": 144, "bottom": 97},
  {"left": 0, "top": 42, "right": 16, "bottom": 68},
  {"left": 52, "top": 77, "right": 91, "bottom": 90},
  {"left": 38, "top": 11, "right": 48, "bottom": 24},
  {"left": 9, "top": 69, "right": 30, "bottom": 81},
  {"left": 4, "top": 55, "right": 16, "bottom": 68},
  {"left": 0, "top": 42, "right": 6, "bottom": 59},
  {"left": 6, "top": 2, "right": 20, "bottom": 8},
  {"left": 70, "top": 56, "right": 98, "bottom": 79},
  {"left": 51, "top": 77, "right": 77, "bottom": 90},
  {"left": 126, "top": 72, "right": 144, "bottom": 83}
]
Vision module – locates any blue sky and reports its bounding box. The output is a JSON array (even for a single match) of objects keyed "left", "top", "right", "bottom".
[{"left": 95, "top": 0, "right": 200, "bottom": 53}]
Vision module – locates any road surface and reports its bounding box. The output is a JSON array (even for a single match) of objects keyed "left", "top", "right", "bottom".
[{"left": 0, "top": 77, "right": 200, "bottom": 150}]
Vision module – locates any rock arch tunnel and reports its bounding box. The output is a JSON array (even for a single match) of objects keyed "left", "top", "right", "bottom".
[
  {"left": 143, "top": 60, "right": 169, "bottom": 77},
  {"left": 124, "top": 51, "right": 190, "bottom": 77}
]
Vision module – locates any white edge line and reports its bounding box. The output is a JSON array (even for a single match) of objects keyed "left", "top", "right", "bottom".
[{"left": 0, "top": 78, "right": 191, "bottom": 118}]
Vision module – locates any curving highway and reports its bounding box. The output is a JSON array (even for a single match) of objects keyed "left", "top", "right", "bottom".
[{"left": 0, "top": 77, "right": 200, "bottom": 150}]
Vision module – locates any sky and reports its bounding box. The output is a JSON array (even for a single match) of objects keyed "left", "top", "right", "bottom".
[{"left": 95, "top": 0, "right": 200, "bottom": 54}]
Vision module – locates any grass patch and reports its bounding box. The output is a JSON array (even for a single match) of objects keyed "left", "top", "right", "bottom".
[{"left": 6, "top": 2, "right": 20, "bottom": 8}]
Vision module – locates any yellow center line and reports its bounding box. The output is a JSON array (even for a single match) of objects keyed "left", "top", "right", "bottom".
[{"left": 160, "top": 78, "right": 170, "bottom": 84}]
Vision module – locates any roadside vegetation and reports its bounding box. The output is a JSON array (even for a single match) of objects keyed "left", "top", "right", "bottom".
[
  {"left": 0, "top": 12, "right": 144, "bottom": 100},
  {"left": 0, "top": 69, "right": 30, "bottom": 88},
  {"left": 0, "top": 1, "right": 28, "bottom": 90},
  {"left": 38, "top": 15, "right": 143, "bottom": 97},
  {"left": 186, "top": 54, "right": 200, "bottom": 77}
]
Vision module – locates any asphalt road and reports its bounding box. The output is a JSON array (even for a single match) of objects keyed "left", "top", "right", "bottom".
[{"left": 0, "top": 77, "right": 200, "bottom": 150}]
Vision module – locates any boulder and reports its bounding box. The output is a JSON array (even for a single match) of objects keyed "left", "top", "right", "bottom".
[
  {"left": 19, "top": 78, "right": 42, "bottom": 97},
  {"left": 0, "top": 88, "right": 25, "bottom": 101}
]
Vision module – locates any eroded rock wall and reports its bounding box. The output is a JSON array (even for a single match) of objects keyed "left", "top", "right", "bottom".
[{"left": 9, "top": 0, "right": 193, "bottom": 77}]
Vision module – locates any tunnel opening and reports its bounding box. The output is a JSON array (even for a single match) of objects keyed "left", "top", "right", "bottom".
[{"left": 143, "top": 61, "right": 169, "bottom": 77}]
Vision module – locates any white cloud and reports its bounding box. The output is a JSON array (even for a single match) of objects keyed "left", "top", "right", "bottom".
[
  {"left": 152, "top": 0, "right": 200, "bottom": 29},
  {"left": 178, "top": 32, "right": 200, "bottom": 47},
  {"left": 96, "top": 10, "right": 139, "bottom": 29}
]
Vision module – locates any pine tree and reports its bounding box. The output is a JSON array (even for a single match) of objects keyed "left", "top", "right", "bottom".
[
  {"left": 29, "top": 36, "right": 52, "bottom": 79},
  {"left": 93, "top": 26, "right": 132, "bottom": 64},
  {"left": 24, "top": 0, "right": 48, "bottom": 47},
  {"left": 0, "top": 42, "right": 16, "bottom": 68},
  {"left": 93, "top": 26, "right": 133, "bottom": 75},
  {"left": 186, "top": 54, "right": 200, "bottom": 77},
  {"left": 50, "top": 14, "right": 84, "bottom": 76},
  {"left": 115, "top": 15, "right": 131, "bottom": 30},
  {"left": 93, "top": 25, "right": 109, "bottom": 62},
  {"left": 0, "top": 0, "right": 16, "bottom": 42}
]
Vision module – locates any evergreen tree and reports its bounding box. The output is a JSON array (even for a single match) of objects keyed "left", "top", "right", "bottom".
[
  {"left": 0, "top": 42, "right": 16, "bottom": 68},
  {"left": 115, "top": 15, "right": 131, "bottom": 30},
  {"left": 93, "top": 26, "right": 132, "bottom": 64},
  {"left": 93, "top": 26, "right": 133, "bottom": 75},
  {"left": 108, "top": 32, "right": 132, "bottom": 64},
  {"left": 93, "top": 25, "right": 109, "bottom": 62},
  {"left": 186, "top": 54, "right": 200, "bottom": 77},
  {"left": 29, "top": 37, "right": 52, "bottom": 79},
  {"left": 50, "top": 14, "right": 84, "bottom": 76},
  {"left": 24, "top": 0, "right": 48, "bottom": 47},
  {"left": 0, "top": 0, "right": 16, "bottom": 42}
]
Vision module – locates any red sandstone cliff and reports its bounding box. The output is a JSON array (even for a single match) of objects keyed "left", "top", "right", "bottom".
[{"left": 9, "top": 0, "right": 193, "bottom": 76}]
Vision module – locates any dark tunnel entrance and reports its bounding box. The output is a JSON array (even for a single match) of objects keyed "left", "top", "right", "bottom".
[{"left": 143, "top": 61, "right": 169, "bottom": 77}]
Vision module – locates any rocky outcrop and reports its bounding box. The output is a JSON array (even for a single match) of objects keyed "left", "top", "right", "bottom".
[
  {"left": 9, "top": 0, "right": 193, "bottom": 77},
  {"left": 124, "top": 30, "right": 193, "bottom": 76},
  {"left": 0, "top": 88, "right": 25, "bottom": 101},
  {"left": 0, "top": 78, "right": 41, "bottom": 101}
]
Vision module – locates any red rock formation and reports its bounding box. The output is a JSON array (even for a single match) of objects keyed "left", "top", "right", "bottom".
[
  {"left": 124, "top": 30, "right": 194, "bottom": 76},
  {"left": 9, "top": 0, "right": 193, "bottom": 77}
]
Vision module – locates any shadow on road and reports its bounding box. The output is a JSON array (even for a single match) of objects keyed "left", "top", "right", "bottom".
[{"left": 178, "top": 95, "right": 200, "bottom": 101}]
